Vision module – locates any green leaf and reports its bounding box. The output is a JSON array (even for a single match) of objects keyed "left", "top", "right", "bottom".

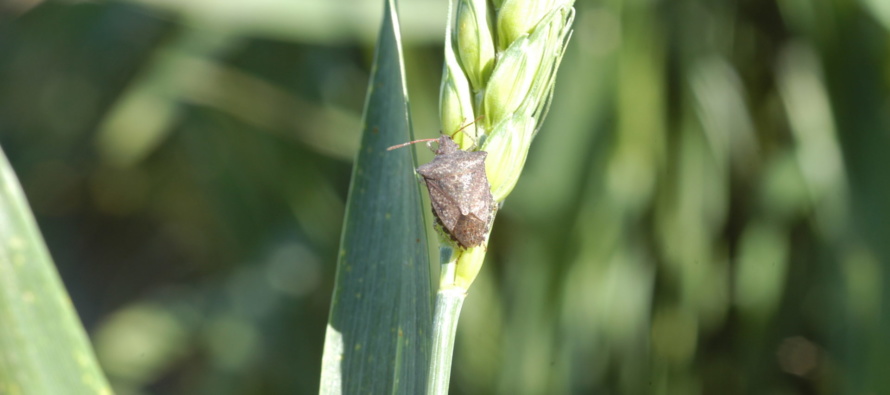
[
  {"left": 319, "top": 0, "right": 432, "bottom": 394},
  {"left": 0, "top": 148, "right": 112, "bottom": 394}
]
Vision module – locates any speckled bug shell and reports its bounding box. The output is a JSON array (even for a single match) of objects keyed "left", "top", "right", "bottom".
[{"left": 415, "top": 135, "right": 493, "bottom": 248}]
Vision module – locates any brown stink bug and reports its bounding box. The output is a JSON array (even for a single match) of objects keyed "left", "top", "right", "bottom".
[{"left": 388, "top": 119, "right": 493, "bottom": 248}]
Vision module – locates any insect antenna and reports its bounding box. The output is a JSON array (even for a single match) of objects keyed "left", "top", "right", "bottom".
[
  {"left": 449, "top": 115, "right": 484, "bottom": 142},
  {"left": 386, "top": 115, "right": 484, "bottom": 151},
  {"left": 386, "top": 138, "right": 439, "bottom": 151}
]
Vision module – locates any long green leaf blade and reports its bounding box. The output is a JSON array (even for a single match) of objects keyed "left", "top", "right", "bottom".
[
  {"left": 319, "top": 0, "right": 432, "bottom": 393},
  {"left": 0, "top": 147, "right": 112, "bottom": 394}
]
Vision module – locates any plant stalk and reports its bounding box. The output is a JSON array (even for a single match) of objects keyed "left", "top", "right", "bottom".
[
  {"left": 427, "top": 246, "right": 467, "bottom": 395},
  {"left": 427, "top": 285, "right": 467, "bottom": 395}
]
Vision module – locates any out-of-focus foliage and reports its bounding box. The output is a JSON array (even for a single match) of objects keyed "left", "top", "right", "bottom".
[
  {"left": 0, "top": 0, "right": 888, "bottom": 394},
  {"left": 0, "top": 147, "right": 111, "bottom": 394}
]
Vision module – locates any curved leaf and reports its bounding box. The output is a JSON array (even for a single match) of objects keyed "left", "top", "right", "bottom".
[{"left": 319, "top": 0, "right": 432, "bottom": 393}]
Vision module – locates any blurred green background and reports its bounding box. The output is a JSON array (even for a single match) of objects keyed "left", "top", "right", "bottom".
[{"left": 2, "top": 0, "right": 889, "bottom": 394}]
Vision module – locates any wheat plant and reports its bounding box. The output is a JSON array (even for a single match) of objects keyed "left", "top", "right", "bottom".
[{"left": 429, "top": 0, "right": 575, "bottom": 393}]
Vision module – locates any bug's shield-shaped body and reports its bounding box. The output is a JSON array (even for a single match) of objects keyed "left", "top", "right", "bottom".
[{"left": 415, "top": 136, "right": 493, "bottom": 248}]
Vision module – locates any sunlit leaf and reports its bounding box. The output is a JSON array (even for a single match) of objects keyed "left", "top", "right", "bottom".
[{"left": 319, "top": 0, "right": 432, "bottom": 393}]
